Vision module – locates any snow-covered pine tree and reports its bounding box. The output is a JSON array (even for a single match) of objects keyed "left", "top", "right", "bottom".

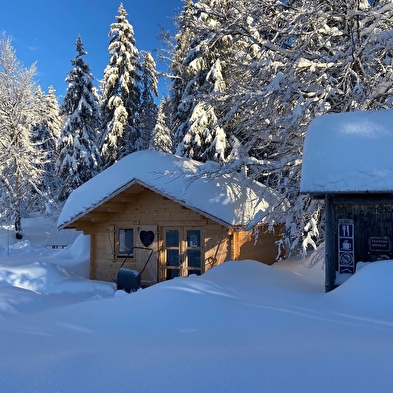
[
  {"left": 169, "top": 0, "right": 195, "bottom": 137},
  {"left": 56, "top": 36, "right": 101, "bottom": 201},
  {"left": 100, "top": 3, "right": 141, "bottom": 167},
  {"left": 0, "top": 33, "right": 42, "bottom": 238},
  {"left": 31, "top": 86, "right": 48, "bottom": 146},
  {"left": 46, "top": 86, "right": 62, "bottom": 143},
  {"left": 30, "top": 86, "right": 56, "bottom": 213},
  {"left": 30, "top": 86, "right": 61, "bottom": 211},
  {"left": 138, "top": 51, "right": 159, "bottom": 150},
  {"left": 149, "top": 97, "right": 173, "bottom": 153},
  {"left": 170, "top": 0, "right": 250, "bottom": 163},
  {"left": 44, "top": 86, "right": 63, "bottom": 201}
]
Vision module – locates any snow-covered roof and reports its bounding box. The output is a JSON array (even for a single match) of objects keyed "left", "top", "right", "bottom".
[
  {"left": 58, "top": 150, "right": 280, "bottom": 229},
  {"left": 301, "top": 109, "right": 393, "bottom": 195}
]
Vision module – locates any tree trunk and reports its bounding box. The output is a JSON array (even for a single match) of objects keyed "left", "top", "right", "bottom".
[
  {"left": 14, "top": 165, "right": 23, "bottom": 239},
  {"left": 15, "top": 213, "right": 23, "bottom": 239}
]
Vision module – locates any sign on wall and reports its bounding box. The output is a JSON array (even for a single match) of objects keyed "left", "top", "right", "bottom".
[
  {"left": 338, "top": 219, "right": 355, "bottom": 274},
  {"left": 368, "top": 237, "right": 390, "bottom": 253}
]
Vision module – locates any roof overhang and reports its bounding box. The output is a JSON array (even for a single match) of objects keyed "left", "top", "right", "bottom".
[
  {"left": 304, "top": 191, "right": 393, "bottom": 200},
  {"left": 59, "top": 178, "right": 233, "bottom": 230}
]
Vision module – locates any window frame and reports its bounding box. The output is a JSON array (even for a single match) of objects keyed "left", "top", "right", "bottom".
[{"left": 117, "top": 228, "right": 134, "bottom": 257}]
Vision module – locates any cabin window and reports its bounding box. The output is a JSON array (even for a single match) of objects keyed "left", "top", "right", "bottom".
[
  {"left": 186, "top": 230, "right": 202, "bottom": 276},
  {"left": 118, "top": 229, "right": 134, "bottom": 257}
]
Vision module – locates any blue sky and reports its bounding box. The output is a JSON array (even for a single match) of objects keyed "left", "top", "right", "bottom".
[{"left": 0, "top": 0, "right": 183, "bottom": 100}]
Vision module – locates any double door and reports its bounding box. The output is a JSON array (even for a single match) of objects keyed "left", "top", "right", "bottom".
[{"left": 162, "top": 227, "right": 203, "bottom": 280}]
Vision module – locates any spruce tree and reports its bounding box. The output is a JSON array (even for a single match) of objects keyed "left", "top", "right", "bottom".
[
  {"left": 46, "top": 86, "right": 62, "bottom": 144},
  {"left": 31, "top": 86, "right": 61, "bottom": 210},
  {"left": 170, "top": 0, "right": 246, "bottom": 163},
  {"left": 169, "top": 0, "right": 195, "bottom": 136},
  {"left": 138, "top": 51, "right": 158, "bottom": 150},
  {"left": 100, "top": 3, "right": 141, "bottom": 167},
  {"left": 56, "top": 36, "right": 101, "bottom": 201},
  {"left": 150, "top": 97, "right": 173, "bottom": 153}
]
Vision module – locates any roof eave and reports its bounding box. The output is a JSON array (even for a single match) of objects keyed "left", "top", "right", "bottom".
[
  {"left": 57, "top": 179, "right": 139, "bottom": 230},
  {"left": 302, "top": 190, "right": 393, "bottom": 199},
  {"left": 58, "top": 178, "right": 235, "bottom": 230}
]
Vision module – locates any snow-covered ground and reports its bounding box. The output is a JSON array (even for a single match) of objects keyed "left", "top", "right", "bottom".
[{"left": 1, "top": 216, "right": 393, "bottom": 393}]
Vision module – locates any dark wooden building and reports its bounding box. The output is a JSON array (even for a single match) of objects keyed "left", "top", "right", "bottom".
[{"left": 301, "top": 110, "right": 393, "bottom": 291}]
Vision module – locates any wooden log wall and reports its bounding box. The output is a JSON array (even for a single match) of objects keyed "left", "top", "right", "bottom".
[
  {"left": 73, "top": 187, "right": 233, "bottom": 283},
  {"left": 234, "top": 225, "right": 284, "bottom": 265},
  {"left": 68, "top": 186, "right": 282, "bottom": 283}
]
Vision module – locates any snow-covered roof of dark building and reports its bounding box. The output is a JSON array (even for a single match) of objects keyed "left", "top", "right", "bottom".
[
  {"left": 300, "top": 109, "right": 393, "bottom": 195},
  {"left": 58, "top": 150, "right": 281, "bottom": 229}
]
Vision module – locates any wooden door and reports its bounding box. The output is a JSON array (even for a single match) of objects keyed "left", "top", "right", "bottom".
[
  {"left": 161, "top": 227, "right": 203, "bottom": 281},
  {"left": 134, "top": 225, "right": 158, "bottom": 285}
]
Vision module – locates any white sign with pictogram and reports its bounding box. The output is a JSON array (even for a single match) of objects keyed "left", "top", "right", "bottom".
[{"left": 338, "top": 219, "right": 355, "bottom": 274}]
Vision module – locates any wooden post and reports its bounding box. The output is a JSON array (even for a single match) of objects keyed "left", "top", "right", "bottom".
[{"left": 324, "top": 194, "right": 336, "bottom": 292}]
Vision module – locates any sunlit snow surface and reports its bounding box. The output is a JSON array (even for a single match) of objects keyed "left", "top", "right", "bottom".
[
  {"left": 301, "top": 109, "right": 393, "bottom": 193},
  {"left": 1, "top": 216, "right": 393, "bottom": 393},
  {"left": 58, "top": 150, "right": 282, "bottom": 229}
]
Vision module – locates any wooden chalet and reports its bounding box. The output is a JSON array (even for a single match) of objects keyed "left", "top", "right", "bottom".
[
  {"left": 58, "top": 150, "right": 284, "bottom": 286},
  {"left": 301, "top": 110, "right": 393, "bottom": 291}
]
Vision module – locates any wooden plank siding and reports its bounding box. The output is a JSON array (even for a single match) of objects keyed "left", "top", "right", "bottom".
[
  {"left": 322, "top": 194, "right": 393, "bottom": 291},
  {"left": 66, "top": 185, "right": 282, "bottom": 284},
  {"left": 234, "top": 226, "right": 284, "bottom": 265}
]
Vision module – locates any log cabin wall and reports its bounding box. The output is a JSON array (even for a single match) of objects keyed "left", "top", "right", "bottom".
[
  {"left": 203, "top": 224, "right": 231, "bottom": 270},
  {"left": 72, "top": 187, "right": 233, "bottom": 283},
  {"left": 69, "top": 186, "right": 282, "bottom": 284},
  {"left": 234, "top": 226, "right": 284, "bottom": 265}
]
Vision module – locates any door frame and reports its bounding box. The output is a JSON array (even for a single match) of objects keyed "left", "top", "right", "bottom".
[{"left": 159, "top": 226, "right": 204, "bottom": 281}]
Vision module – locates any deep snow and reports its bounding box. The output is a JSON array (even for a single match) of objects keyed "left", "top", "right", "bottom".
[{"left": 1, "top": 216, "right": 393, "bottom": 393}]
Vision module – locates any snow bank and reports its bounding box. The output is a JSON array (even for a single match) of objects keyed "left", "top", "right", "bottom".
[
  {"left": 2, "top": 212, "right": 393, "bottom": 393},
  {"left": 204, "top": 259, "right": 318, "bottom": 292},
  {"left": 0, "top": 222, "right": 112, "bottom": 296},
  {"left": 0, "top": 216, "right": 114, "bottom": 318},
  {"left": 0, "top": 261, "right": 115, "bottom": 296},
  {"left": 329, "top": 260, "right": 393, "bottom": 311},
  {"left": 54, "top": 233, "right": 91, "bottom": 277}
]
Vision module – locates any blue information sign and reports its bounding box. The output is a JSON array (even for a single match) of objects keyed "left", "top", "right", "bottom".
[{"left": 338, "top": 219, "right": 355, "bottom": 274}]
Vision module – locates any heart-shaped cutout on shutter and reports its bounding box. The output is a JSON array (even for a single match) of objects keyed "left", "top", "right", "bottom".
[{"left": 140, "top": 230, "right": 155, "bottom": 247}]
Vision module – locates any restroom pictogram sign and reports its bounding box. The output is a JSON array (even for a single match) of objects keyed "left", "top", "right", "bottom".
[{"left": 338, "top": 219, "right": 355, "bottom": 274}]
